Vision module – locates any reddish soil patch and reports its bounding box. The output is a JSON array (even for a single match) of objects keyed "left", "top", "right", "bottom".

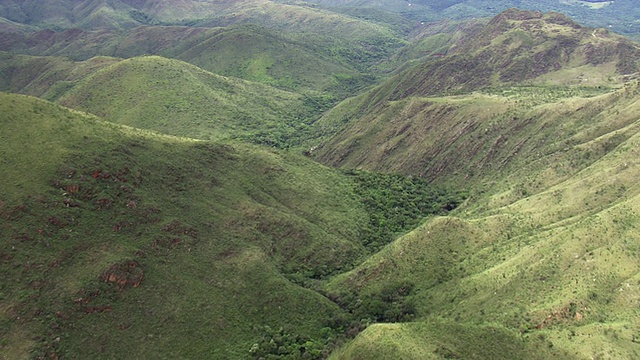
[{"left": 100, "top": 260, "right": 144, "bottom": 289}]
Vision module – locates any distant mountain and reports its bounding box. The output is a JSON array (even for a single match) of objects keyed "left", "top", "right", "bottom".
[
  {"left": 386, "top": 9, "right": 640, "bottom": 98},
  {"left": 312, "top": 9, "right": 640, "bottom": 180},
  {"left": 2, "top": 0, "right": 639, "bottom": 41},
  {"left": 309, "top": 0, "right": 640, "bottom": 39},
  {"left": 0, "top": 24, "right": 372, "bottom": 95}
]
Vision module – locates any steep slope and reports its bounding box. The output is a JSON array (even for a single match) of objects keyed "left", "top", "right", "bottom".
[
  {"left": 324, "top": 110, "right": 640, "bottom": 358},
  {"left": 312, "top": 10, "right": 640, "bottom": 182},
  {"left": 380, "top": 10, "right": 640, "bottom": 99},
  {"left": 313, "top": 85, "right": 624, "bottom": 186},
  {"left": 0, "top": 92, "right": 369, "bottom": 358},
  {"left": 306, "top": 9, "right": 640, "bottom": 360},
  {"left": 378, "top": 18, "right": 485, "bottom": 73}
]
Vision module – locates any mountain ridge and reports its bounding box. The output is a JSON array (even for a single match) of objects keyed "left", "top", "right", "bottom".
[{"left": 384, "top": 9, "right": 640, "bottom": 99}]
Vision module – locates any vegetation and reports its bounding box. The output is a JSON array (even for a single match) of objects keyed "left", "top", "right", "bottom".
[
  {"left": 345, "top": 170, "right": 467, "bottom": 251},
  {"left": 0, "top": 92, "right": 370, "bottom": 358},
  {"left": 3, "top": 4, "right": 640, "bottom": 360}
]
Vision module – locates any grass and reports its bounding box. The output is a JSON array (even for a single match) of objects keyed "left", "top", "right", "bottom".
[
  {"left": 0, "top": 92, "right": 373, "bottom": 358},
  {"left": 305, "top": 13, "right": 640, "bottom": 358},
  {"left": 0, "top": 51, "right": 359, "bottom": 147},
  {"left": 54, "top": 55, "right": 321, "bottom": 146},
  {"left": 329, "top": 320, "right": 574, "bottom": 360},
  {"left": 317, "top": 82, "right": 640, "bottom": 357},
  {"left": 0, "top": 92, "right": 473, "bottom": 359}
]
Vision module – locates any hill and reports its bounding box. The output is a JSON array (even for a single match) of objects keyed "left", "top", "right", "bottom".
[
  {"left": 0, "top": 52, "right": 119, "bottom": 98},
  {"left": 0, "top": 0, "right": 405, "bottom": 97},
  {"left": 311, "top": 10, "right": 640, "bottom": 175},
  {"left": 0, "top": 0, "right": 142, "bottom": 30},
  {"left": 0, "top": 53, "right": 329, "bottom": 147},
  {"left": 322, "top": 88, "right": 640, "bottom": 357},
  {"left": 51, "top": 55, "right": 322, "bottom": 146},
  {"left": 0, "top": 91, "right": 370, "bottom": 358},
  {"left": 115, "top": 24, "right": 368, "bottom": 95},
  {"left": 309, "top": 0, "right": 640, "bottom": 39},
  {"left": 5, "top": 6, "right": 640, "bottom": 360},
  {"left": 381, "top": 10, "right": 639, "bottom": 99}
]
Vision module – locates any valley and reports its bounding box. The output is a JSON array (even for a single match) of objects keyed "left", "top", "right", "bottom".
[{"left": 1, "top": 1, "right": 640, "bottom": 359}]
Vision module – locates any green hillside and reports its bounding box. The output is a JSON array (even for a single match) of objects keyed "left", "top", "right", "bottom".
[
  {"left": 118, "top": 25, "right": 368, "bottom": 95},
  {"left": 53, "top": 55, "right": 318, "bottom": 146},
  {"left": 312, "top": 10, "right": 640, "bottom": 175},
  {"left": 0, "top": 91, "right": 466, "bottom": 359},
  {"left": 323, "top": 113, "right": 640, "bottom": 357},
  {"left": 0, "top": 92, "right": 369, "bottom": 358},
  {"left": 0, "top": 52, "right": 344, "bottom": 147},
  {"left": 305, "top": 9, "right": 640, "bottom": 359},
  {"left": 0, "top": 52, "right": 119, "bottom": 99},
  {"left": 0, "top": 0, "right": 405, "bottom": 99}
]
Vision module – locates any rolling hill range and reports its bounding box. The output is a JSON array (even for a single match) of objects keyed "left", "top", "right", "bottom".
[
  {"left": 4, "top": 5, "right": 640, "bottom": 360},
  {"left": 4, "top": 0, "right": 640, "bottom": 39},
  {"left": 304, "top": 10, "right": 640, "bottom": 358},
  {"left": 0, "top": 0, "right": 405, "bottom": 98},
  {"left": 0, "top": 24, "right": 373, "bottom": 96}
]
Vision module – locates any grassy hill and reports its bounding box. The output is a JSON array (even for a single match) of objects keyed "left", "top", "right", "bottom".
[
  {"left": 322, "top": 103, "right": 640, "bottom": 357},
  {"left": 0, "top": 91, "right": 371, "bottom": 358},
  {"left": 375, "top": 10, "right": 640, "bottom": 99},
  {"left": 116, "top": 24, "right": 368, "bottom": 95},
  {"left": 51, "top": 55, "right": 322, "bottom": 146},
  {"left": 0, "top": 1, "right": 405, "bottom": 98},
  {"left": 0, "top": 51, "right": 336, "bottom": 146},
  {"left": 0, "top": 52, "right": 119, "bottom": 99},
  {"left": 303, "top": 10, "right": 640, "bottom": 359}
]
